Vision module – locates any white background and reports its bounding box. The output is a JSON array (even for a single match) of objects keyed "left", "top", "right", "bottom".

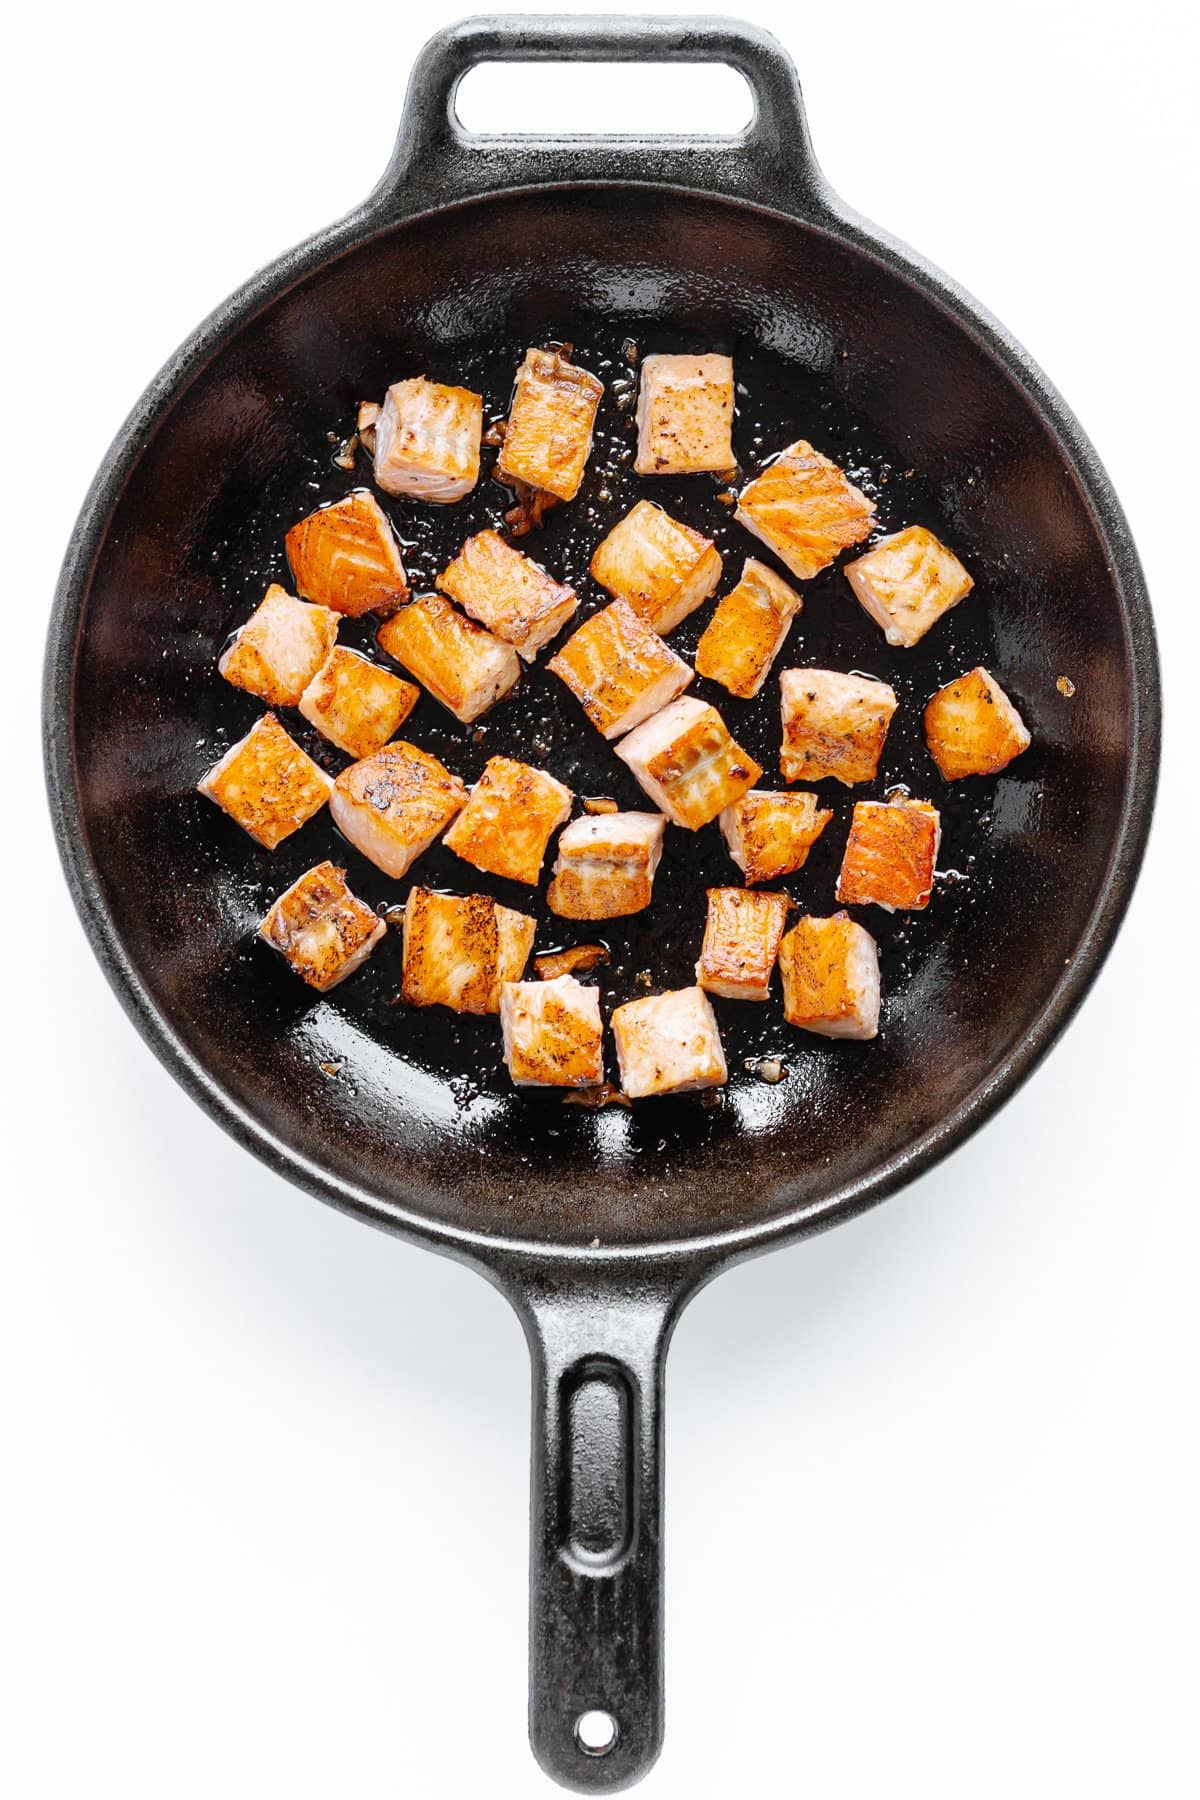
[{"left": 4, "top": 3, "right": 1197, "bottom": 1795}]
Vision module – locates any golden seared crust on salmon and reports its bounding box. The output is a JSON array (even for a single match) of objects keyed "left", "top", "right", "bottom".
[
  {"left": 329, "top": 741, "right": 466, "bottom": 879},
  {"left": 373, "top": 376, "right": 483, "bottom": 504},
  {"left": 547, "top": 598, "right": 693, "bottom": 740},
  {"left": 845, "top": 525, "right": 973, "bottom": 648},
  {"left": 611, "top": 987, "right": 728, "bottom": 1099},
  {"left": 499, "top": 975, "right": 604, "bottom": 1088},
  {"left": 836, "top": 795, "right": 941, "bottom": 912},
  {"left": 401, "top": 888, "right": 535, "bottom": 1014},
  {"left": 298, "top": 647, "right": 418, "bottom": 759},
  {"left": 779, "top": 668, "right": 898, "bottom": 786},
  {"left": 534, "top": 942, "right": 610, "bottom": 980},
  {"left": 497, "top": 347, "right": 604, "bottom": 501},
  {"left": 402, "top": 889, "right": 496, "bottom": 1014},
  {"left": 496, "top": 905, "right": 537, "bottom": 991},
  {"left": 198, "top": 713, "right": 332, "bottom": 850},
  {"left": 696, "top": 887, "right": 790, "bottom": 1002},
  {"left": 616, "top": 696, "right": 761, "bottom": 831},
  {"left": 634, "top": 352, "right": 735, "bottom": 476},
  {"left": 218, "top": 584, "right": 339, "bottom": 707},
  {"left": 924, "top": 666, "right": 1030, "bottom": 780},
  {"left": 259, "top": 861, "right": 386, "bottom": 992},
  {"left": 547, "top": 812, "right": 665, "bottom": 920},
  {"left": 286, "top": 489, "right": 409, "bottom": 618},
  {"left": 590, "top": 499, "right": 722, "bottom": 635},
  {"left": 443, "top": 756, "right": 573, "bottom": 885},
  {"left": 376, "top": 592, "right": 520, "bottom": 723},
  {"left": 779, "top": 912, "right": 881, "bottom": 1039},
  {"left": 719, "top": 789, "right": 832, "bottom": 885},
  {"left": 438, "top": 530, "right": 577, "bottom": 660},
  {"left": 695, "top": 558, "right": 802, "bottom": 699},
  {"left": 735, "top": 441, "right": 875, "bottom": 581}
]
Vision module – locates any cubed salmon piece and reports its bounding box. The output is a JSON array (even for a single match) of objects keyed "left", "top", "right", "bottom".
[
  {"left": 611, "top": 987, "right": 728, "bottom": 1100},
  {"left": 285, "top": 489, "right": 409, "bottom": 618},
  {"left": 696, "top": 887, "right": 790, "bottom": 1001},
  {"left": 924, "top": 666, "right": 1031, "bottom": 780},
  {"left": 372, "top": 375, "right": 483, "bottom": 503},
  {"left": 547, "top": 812, "right": 666, "bottom": 920},
  {"left": 547, "top": 598, "right": 693, "bottom": 739},
  {"left": 735, "top": 440, "right": 875, "bottom": 581},
  {"left": 719, "top": 789, "right": 833, "bottom": 885},
  {"left": 443, "top": 756, "right": 573, "bottom": 886},
  {"left": 836, "top": 795, "right": 941, "bottom": 912},
  {"left": 616, "top": 696, "right": 761, "bottom": 831},
  {"left": 258, "top": 861, "right": 386, "bottom": 992},
  {"left": 198, "top": 713, "right": 332, "bottom": 850},
  {"left": 329, "top": 740, "right": 466, "bottom": 879},
  {"left": 376, "top": 592, "right": 520, "bottom": 723},
  {"left": 695, "top": 558, "right": 802, "bottom": 698},
  {"left": 778, "top": 912, "right": 881, "bottom": 1039},
  {"left": 634, "top": 352, "right": 735, "bottom": 476},
  {"left": 590, "top": 499, "right": 722, "bottom": 635},
  {"left": 779, "top": 668, "right": 898, "bottom": 786},
  {"left": 845, "top": 525, "right": 973, "bottom": 648},
  {"left": 438, "top": 529, "right": 577, "bottom": 660},
  {"left": 497, "top": 347, "right": 604, "bottom": 501},
  {"left": 499, "top": 975, "right": 604, "bottom": 1088},
  {"left": 401, "top": 887, "right": 534, "bottom": 1014},
  {"left": 218, "top": 584, "right": 339, "bottom": 707},
  {"left": 298, "top": 646, "right": 418, "bottom": 759}
]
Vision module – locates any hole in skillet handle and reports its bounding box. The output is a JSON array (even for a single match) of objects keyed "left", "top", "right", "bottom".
[
  {"left": 575, "top": 1710, "right": 620, "bottom": 1758},
  {"left": 453, "top": 60, "right": 755, "bottom": 137},
  {"left": 380, "top": 18, "right": 827, "bottom": 221}
]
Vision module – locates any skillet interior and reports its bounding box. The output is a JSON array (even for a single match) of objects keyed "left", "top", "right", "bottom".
[{"left": 67, "top": 185, "right": 1135, "bottom": 1248}]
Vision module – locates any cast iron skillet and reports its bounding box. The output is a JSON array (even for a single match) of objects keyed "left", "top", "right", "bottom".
[{"left": 44, "top": 15, "right": 1160, "bottom": 1791}]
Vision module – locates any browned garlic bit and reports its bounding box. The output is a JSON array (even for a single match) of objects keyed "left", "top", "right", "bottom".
[
  {"left": 534, "top": 944, "right": 611, "bottom": 980},
  {"left": 564, "top": 1085, "right": 631, "bottom": 1110},
  {"left": 502, "top": 478, "right": 561, "bottom": 537}
]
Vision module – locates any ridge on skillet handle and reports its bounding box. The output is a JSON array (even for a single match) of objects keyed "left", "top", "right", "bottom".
[
  {"left": 370, "top": 13, "right": 833, "bottom": 217},
  {"left": 500, "top": 1263, "right": 698, "bottom": 1792}
]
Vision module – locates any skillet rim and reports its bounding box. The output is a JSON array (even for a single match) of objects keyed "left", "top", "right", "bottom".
[{"left": 43, "top": 178, "right": 1161, "bottom": 1278}]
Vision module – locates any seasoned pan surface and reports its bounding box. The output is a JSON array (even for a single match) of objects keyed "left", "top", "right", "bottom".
[{"left": 65, "top": 184, "right": 1139, "bottom": 1249}]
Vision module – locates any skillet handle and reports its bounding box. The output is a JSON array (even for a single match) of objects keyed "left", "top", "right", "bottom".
[
  {"left": 373, "top": 14, "right": 828, "bottom": 217},
  {"left": 506, "top": 1269, "right": 690, "bottom": 1791}
]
